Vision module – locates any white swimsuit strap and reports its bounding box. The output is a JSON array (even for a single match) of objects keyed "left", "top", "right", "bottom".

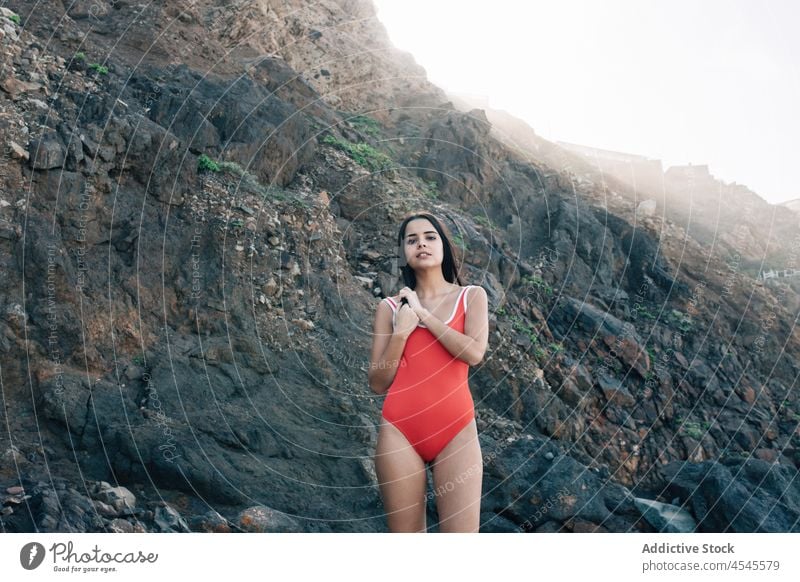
[
  {"left": 385, "top": 285, "right": 475, "bottom": 327},
  {"left": 383, "top": 297, "right": 397, "bottom": 328},
  {"left": 464, "top": 284, "right": 479, "bottom": 314}
]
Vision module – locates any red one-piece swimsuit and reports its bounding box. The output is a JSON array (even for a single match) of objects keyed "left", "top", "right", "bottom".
[{"left": 381, "top": 285, "right": 477, "bottom": 463}]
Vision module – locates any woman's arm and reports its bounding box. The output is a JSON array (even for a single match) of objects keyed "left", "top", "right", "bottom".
[
  {"left": 416, "top": 286, "right": 489, "bottom": 365},
  {"left": 368, "top": 300, "right": 411, "bottom": 394}
]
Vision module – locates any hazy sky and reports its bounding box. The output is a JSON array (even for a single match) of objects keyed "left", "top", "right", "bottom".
[{"left": 373, "top": 0, "right": 799, "bottom": 204}]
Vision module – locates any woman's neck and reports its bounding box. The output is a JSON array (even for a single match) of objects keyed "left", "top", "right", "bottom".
[{"left": 413, "top": 270, "right": 456, "bottom": 298}]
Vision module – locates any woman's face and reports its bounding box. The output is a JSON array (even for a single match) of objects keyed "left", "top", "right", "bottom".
[{"left": 402, "top": 218, "right": 443, "bottom": 270}]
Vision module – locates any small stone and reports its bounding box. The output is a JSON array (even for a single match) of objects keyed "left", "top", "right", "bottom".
[
  {"left": 188, "top": 510, "right": 231, "bottom": 533},
  {"left": 237, "top": 505, "right": 301, "bottom": 533},
  {"left": 153, "top": 504, "right": 191, "bottom": 532},
  {"left": 262, "top": 277, "right": 279, "bottom": 296},
  {"left": 293, "top": 318, "right": 315, "bottom": 331},
  {"left": 28, "top": 135, "right": 66, "bottom": 170},
  {"left": 361, "top": 249, "right": 380, "bottom": 261},
  {"left": 92, "top": 499, "right": 118, "bottom": 517},
  {"left": 596, "top": 373, "right": 635, "bottom": 407},
  {"left": 9, "top": 141, "right": 28, "bottom": 160},
  {"left": 94, "top": 486, "right": 136, "bottom": 513},
  {"left": 0, "top": 77, "right": 42, "bottom": 100},
  {"left": 108, "top": 518, "right": 134, "bottom": 533},
  {"left": 753, "top": 448, "right": 778, "bottom": 463},
  {"left": 5, "top": 486, "right": 24, "bottom": 495}
]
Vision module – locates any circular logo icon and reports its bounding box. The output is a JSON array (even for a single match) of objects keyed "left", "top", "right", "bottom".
[{"left": 20, "top": 542, "right": 46, "bottom": 570}]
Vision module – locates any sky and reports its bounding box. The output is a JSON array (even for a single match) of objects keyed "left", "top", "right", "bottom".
[{"left": 372, "top": 0, "right": 799, "bottom": 204}]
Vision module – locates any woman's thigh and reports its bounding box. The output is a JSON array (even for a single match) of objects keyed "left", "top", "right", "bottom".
[
  {"left": 375, "top": 417, "right": 429, "bottom": 532},
  {"left": 430, "top": 419, "right": 483, "bottom": 533}
]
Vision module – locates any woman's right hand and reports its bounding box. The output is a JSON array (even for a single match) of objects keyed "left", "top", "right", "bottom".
[{"left": 394, "top": 302, "right": 420, "bottom": 338}]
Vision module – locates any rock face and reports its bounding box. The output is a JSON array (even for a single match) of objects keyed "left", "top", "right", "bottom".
[{"left": 0, "top": 1, "right": 798, "bottom": 533}]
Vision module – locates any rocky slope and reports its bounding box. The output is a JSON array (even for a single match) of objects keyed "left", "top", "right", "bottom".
[
  {"left": 0, "top": 1, "right": 798, "bottom": 533},
  {"left": 781, "top": 198, "right": 800, "bottom": 215}
]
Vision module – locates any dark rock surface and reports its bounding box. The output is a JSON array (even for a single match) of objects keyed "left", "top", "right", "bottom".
[
  {"left": 657, "top": 459, "right": 800, "bottom": 532},
  {"left": 0, "top": 1, "right": 797, "bottom": 533}
]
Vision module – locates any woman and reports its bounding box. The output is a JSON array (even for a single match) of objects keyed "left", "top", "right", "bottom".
[{"left": 368, "top": 211, "right": 489, "bottom": 532}]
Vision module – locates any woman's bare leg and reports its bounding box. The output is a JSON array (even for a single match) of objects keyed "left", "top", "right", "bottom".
[
  {"left": 430, "top": 419, "right": 483, "bottom": 533},
  {"left": 375, "top": 417, "right": 428, "bottom": 532}
]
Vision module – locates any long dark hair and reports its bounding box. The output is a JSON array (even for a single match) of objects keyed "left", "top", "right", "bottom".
[{"left": 397, "top": 212, "right": 464, "bottom": 289}]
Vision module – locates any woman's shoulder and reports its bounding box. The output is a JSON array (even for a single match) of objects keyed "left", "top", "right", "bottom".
[
  {"left": 451, "top": 284, "right": 479, "bottom": 296},
  {"left": 463, "top": 284, "right": 486, "bottom": 302},
  {"left": 465, "top": 284, "right": 486, "bottom": 296}
]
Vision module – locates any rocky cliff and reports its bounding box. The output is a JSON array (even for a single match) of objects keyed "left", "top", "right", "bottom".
[{"left": 0, "top": 1, "right": 798, "bottom": 533}]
